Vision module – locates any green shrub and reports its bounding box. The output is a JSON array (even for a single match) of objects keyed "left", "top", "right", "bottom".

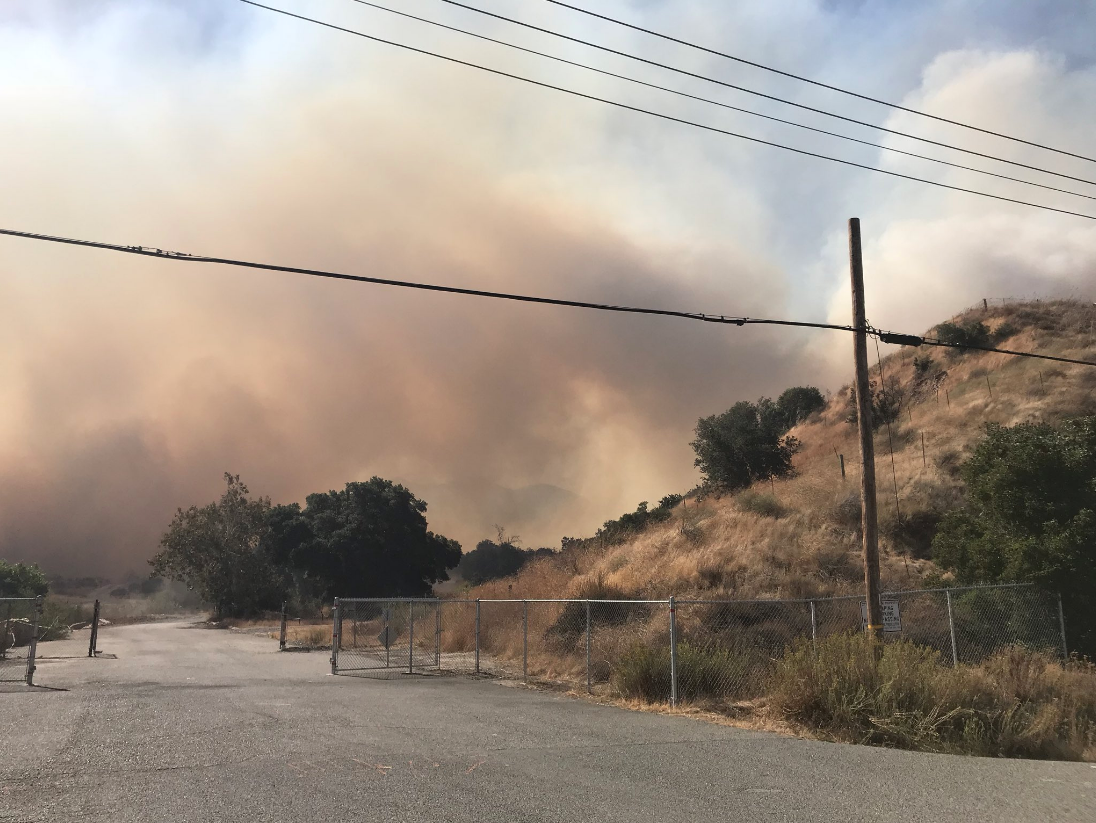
[
  {"left": 613, "top": 642, "right": 758, "bottom": 703},
  {"left": 913, "top": 354, "right": 936, "bottom": 376},
  {"left": 736, "top": 491, "right": 787, "bottom": 519},
  {"left": 769, "top": 634, "right": 1096, "bottom": 760},
  {"left": 548, "top": 577, "right": 650, "bottom": 640},
  {"left": 936, "top": 321, "right": 990, "bottom": 353},
  {"left": 613, "top": 644, "right": 671, "bottom": 702},
  {"left": 992, "top": 321, "right": 1020, "bottom": 342}
]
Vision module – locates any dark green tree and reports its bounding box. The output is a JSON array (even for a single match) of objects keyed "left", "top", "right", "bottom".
[
  {"left": 458, "top": 538, "right": 528, "bottom": 585},
  {"left": 692, "top": 400, "right": 800, "bottom": 493},
  {"left": 932, "top": 419, "right": 1096, "bottom": 655},
  {"left": 150, "top": 474, "right": 284, "bottom": 618},
  {"left": 263, "top": 477, "right": 461, "bottom": 601},
  {"left": 935, "top": 320, "right": 990, "bottom": 352},
  {"left": 0, "top": 561, "right": 49, "bottom": 598},
  {"left": 775, "top": 386, "right": 825, "bottom": 429}
]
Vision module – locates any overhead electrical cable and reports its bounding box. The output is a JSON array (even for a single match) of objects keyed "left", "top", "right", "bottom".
[
  {"left": 435, "top": 0, "right": 1096, "bottom": 189},
  {"left": 339, "top": 0, "right": 1096, "bottom": 203},
  {"left": 239, "top": 1, "right": 1096, "bottom": 221},
  {"left": 541, "top": 0, "right": 1096, "bottom": 165},
  {"left": 3, "top": 226, "right": 1094, "bottom": 368}
]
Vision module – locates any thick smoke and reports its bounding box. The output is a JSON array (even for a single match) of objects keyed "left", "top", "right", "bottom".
[{"left": 1, "top": 2, "right": 1093, "bottom": 576}]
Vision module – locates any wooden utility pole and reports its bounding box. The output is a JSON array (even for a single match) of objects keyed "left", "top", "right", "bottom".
[{"left": 848, "top": 218, "right": 883, "bottom": 642}]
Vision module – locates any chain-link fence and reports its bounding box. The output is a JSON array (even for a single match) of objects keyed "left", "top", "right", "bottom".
[
  {"left": 1, "top": 598, "right": 39, "bottom": 684},
  {"left": 2, "top": 596, "right": 108, "bottom": 685},
  {"left": 331, "top": 584, "right": 1069, "bottom": 703}
]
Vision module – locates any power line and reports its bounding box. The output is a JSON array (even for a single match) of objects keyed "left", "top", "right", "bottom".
[
  {"left": 436, "top": 0, "right": 1096, "bottom": 189},
  {"left": 240, "top": 1, "right": 1096, "bottom": 222},
  {"left": 341, "top": 0, "right": 1096, "bottom": 204},
  {"left": 2, "top": 225, "right": 1094, "bottom": 368},
  {"left": 541, "top": 0, "right": 1096, "bottom": 165}
]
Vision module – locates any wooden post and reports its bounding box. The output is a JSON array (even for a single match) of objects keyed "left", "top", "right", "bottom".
[
  {"left": 839, "top": 454, "right": 846, "bottom": 480},
  {"left": 945, "top": 388, "right": 951, "bottom": 408},
  {"left": 89, "top": 599, "right": 101, "bottom": 657},
  {"left": 921, "top": 432, "right": 927, "bottom": 467},
  {"left": 986, "top": 374, "right": 993, "bottom": 399},
  {"left": 848, "top": 218, "right": 883, "bottom": 643}
]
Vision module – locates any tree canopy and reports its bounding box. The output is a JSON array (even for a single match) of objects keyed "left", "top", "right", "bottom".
[
  {"left": 456, "top": 528, "right": 553, "bottom": 586},
  {"left": 932, "top": 419, "right": 1096, "bottom": 654},
  {"left": 0, "top": 560, "right": 49, "bottom": 598},
  {"left": 263, "top": 477, "right": 461, "bottom": 601},
  {"left": 692, "top": 400, "right": 799, "bottom": 493},
  {"left": 775, "top": 386, "right": 825, "bottom": 429},
  {"left": 150, "top": 474, "right": 283, "bottom": 618}
]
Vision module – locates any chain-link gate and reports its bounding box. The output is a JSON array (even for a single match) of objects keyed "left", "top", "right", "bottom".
[
  {"left": 333, "top": 598, "right": 443, "bottom": 675},
  {"left": 1, "top": 597, "right": 41, "bottom": 685}
]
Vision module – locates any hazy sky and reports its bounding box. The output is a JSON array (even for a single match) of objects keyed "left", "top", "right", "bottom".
[{"left": 2, "top": 0, "right": 1095, "bottom": 576}]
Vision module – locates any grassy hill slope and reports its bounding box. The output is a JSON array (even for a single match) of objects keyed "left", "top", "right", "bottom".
[{"left": 467, "top": 299, "right": 1096, "bottom": 602}]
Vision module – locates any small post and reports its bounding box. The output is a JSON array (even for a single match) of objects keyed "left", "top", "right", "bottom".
[
  {"left": 435, "top": 600, "right": 441, "bottom": 668},
  {"left": 945, "top": 389, "right": 951, "bottom": 408},
  {"left": 907, "top": 407, "right": 913, "bottom": 424},
  {"left": 278, "top": 600, "right": 287, "bottom": 652},
  {"left": 330, "top": 598, "right": 339, "bottom": 675},
  {"left": 1039, "top": 370, "right": 1046, "bottom": 393},
  {"left": 945, "top": 590, "right": 959, "bottom": 667},
  {"left": 385, "top": 605, "right": 391, "bottom": 669},
  {"left": 474, "top": 599, "right": 481, "bottom": 674},
  {"left": 408, "top": 603, "right": 415, "bottom": 674},
  {"left": 26, "top": 596, "right": 42, "bottom": 686},
  {"left": 839, "top": 454, "right": 846, "bottom": 480},
  {"left": 809, "top": 600, "right": 817, "bottom": 648},
  {"left": 920, "top": 432, "right": 927, "bottom": 467},
  {"left": 88, "top": 599, "right": 101, "bottom": 657},
  {"left": 585, "top": 600, "right": 592, "bottom": 694},
  {"left": 668, "top": 597, "right": 678, "bottom": 707},
  {"left": 1, "top": 601, "right": 12, "bottom": 661},
  {"left": 985, "top": 374, "right": 993, "bottom": 399},
  {"left": 522, "top": 600, "right": 528, "bottom": 683},
  {"left": 983, "top": 298, "right": 988, "bottom": 310},
  {"left": 1057, "top": 593, "right": 1068, "bottom": 659}
]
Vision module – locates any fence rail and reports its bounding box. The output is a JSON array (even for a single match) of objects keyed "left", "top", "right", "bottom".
[{"left": 332, "top": 584, "right": 1067, "bottom": 705}]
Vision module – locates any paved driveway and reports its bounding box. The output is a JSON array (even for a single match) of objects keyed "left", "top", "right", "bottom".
[{"left": 1, "top": 621, "right": 1092, "bottom": 822}]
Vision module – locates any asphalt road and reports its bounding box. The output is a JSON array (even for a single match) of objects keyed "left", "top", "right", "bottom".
[{"left": 1, "top": 622, "right": 1093, "bottom": 822}]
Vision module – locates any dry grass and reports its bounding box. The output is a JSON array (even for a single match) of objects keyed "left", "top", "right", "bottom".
[
  {"left": 769, "top": 636, "right": 1096, "bottom": 760},
  {"left": 461, "top": 299, "right": 1096, "bottom": 605}
]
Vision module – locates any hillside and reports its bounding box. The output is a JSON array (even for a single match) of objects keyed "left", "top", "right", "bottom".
[{"left": 466, "top": 299, "right": 1096, "bottom": 602}]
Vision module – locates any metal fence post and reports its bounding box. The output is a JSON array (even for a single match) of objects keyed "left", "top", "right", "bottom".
[
  {"left": 408, "top": 603, "right": 415, "bottom": 674},
  {"left": 330, "top": 598, "right": 339, "bottom": 675},
  {"left": 522, "top": 600, "right": 528, "bottom": 684},
  {"left": 668, "top": 596, "right": 678, "bottom": 707},
  {"left": 435, "top": 600, "right": 441, "bottom": 668},
  {"left": 945, "top": 590, "right": 959, "bottom": 666},
  {"left": 26, "top": 595, "right": 42, "bottom": 686},
  {"left": 1057, "top": 592, "right": 1069, "bottom": 659},
  {"left": 474, "top": 599, "right": 481, "bottom": 674},
  {"left": 809, "top": 600, "right": 817, "bottom": 649},
  {"left": 88, "top": 599, "right": 101, "bottom": 657},
  {"left": 385, "top": 604, "right": 391, "bottom": 668},
  {"left": 278, "top": 600, "right": 287, "bottom": 652},
  {"left": 1, "top": 601, "right": 11, "bottom": 661},
  {"left": 585, "top": 600, "right": 592, "bottom": 694}
]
